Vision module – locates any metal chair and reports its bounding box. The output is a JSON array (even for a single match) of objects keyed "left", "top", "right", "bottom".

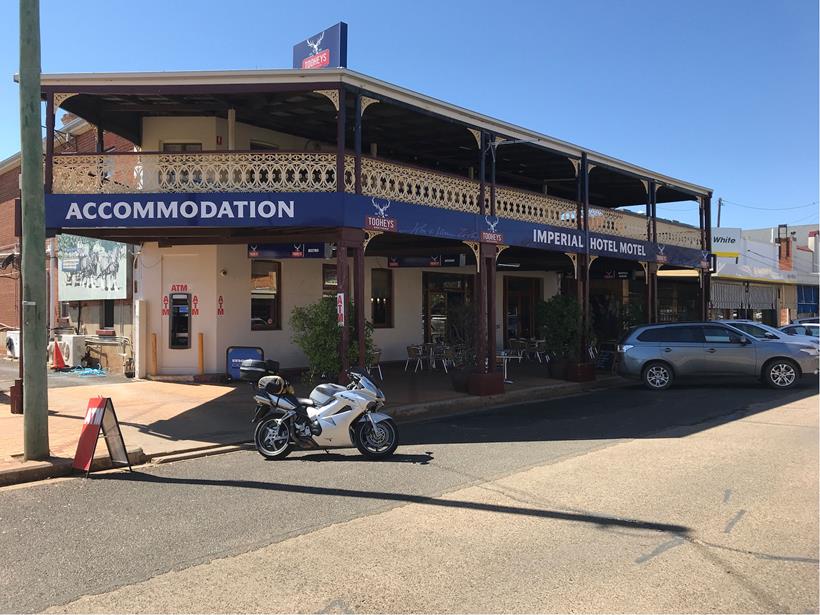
[
  {"left": 367, "top": 348, "right": 383, "bottom": 380},
  {"left": 404, "top": 345, "right": 426, "bottom": 373}
]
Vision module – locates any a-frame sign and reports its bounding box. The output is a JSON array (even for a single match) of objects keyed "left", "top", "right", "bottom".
[{"left": 73, "top": 397, "right": 132, "bottom": 475}]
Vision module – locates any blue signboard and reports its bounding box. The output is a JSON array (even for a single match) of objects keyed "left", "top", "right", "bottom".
[
  {"left": 45, "top": 192, "right": 345, "bottom": 229},
  {"left": 292, "top": 22, "right": 348, "bottom": 70},
  {"left": 46, "top": 191, "right": 709, "bottom": 269},
  {"left": 247, "top": 243, "right": 331, "bottom": 259},
  {"left": 225, "top": 346, "right": 264, "bottom": 381},
  {"left": 388, "top": 255, "right": 464, "bottom": 268}
]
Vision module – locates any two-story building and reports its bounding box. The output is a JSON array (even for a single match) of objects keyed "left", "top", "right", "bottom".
[{"left": 36, "top": 67, "right": 713, "bottom": 385}]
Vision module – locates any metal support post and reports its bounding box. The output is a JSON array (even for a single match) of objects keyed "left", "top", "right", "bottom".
[
  {"left": 19, "top": 0, "right": 49, "bottom": 459},
  {"left": 354, "top": 243, "right": 365, "bottom": 368},
  {"left": 336, "top": 236, "right": 350, "bottom": 380},
  {"left": 336, "top": 87, "right": 346, "bottom": 193},
  {"left": 354, "top": 93, "right": 362, "bottom": 195}
]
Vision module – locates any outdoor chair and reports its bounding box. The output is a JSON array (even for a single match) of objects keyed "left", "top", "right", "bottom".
[
  {"left": 431, "top": 345, "right": 454, "bottom": 373},
  {"left": 509, "top": 339, "right": 527, "bottom": 362},
  {"left": 405, "top": 345, "right": 426, "bottom": 373},
  {"left": 367, "top": 348, "right": 383, "bottom": 380}
]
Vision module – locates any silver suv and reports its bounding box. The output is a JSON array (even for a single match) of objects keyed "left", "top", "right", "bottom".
[{"left": 617, "top": 322, "right": 819, "bottom": 390}]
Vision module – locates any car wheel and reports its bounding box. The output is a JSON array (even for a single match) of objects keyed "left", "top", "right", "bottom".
[
  {"left": 763, "top": 359, "right": 799, "bottom": 390},
  {"left": 642, "top": 361, "right": 674, "bottom": 390}
]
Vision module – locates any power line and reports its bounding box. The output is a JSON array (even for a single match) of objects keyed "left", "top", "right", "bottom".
[{"left": 721, "top": 198, "right": 819, "bottom": 211}]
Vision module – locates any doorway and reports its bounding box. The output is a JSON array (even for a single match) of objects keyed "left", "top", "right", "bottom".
[
  {"left": 504, "top": 276, "right": 541, "bottom": 343},
  {"left": 422, "top": 272, "right": 473, "bottom": 343}
]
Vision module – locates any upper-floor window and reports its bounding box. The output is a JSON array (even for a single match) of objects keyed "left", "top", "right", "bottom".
[{"left": 162, "top": 143, "right": 202, "bottom": 153}]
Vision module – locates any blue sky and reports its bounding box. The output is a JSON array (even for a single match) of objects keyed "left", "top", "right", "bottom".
[{"left": 0, "top": 0, "right": 817, "bottom": 230}]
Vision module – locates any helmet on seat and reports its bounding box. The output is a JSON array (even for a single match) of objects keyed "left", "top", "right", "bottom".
[{"left": 258, "top": 375, "right": 294, "bottom": 396}]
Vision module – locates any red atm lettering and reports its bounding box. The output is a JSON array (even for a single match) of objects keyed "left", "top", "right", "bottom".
[{"left": 170, "top": 284, "right": 188, "bottom": 292}]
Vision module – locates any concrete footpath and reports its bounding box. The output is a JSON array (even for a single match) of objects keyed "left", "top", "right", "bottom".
[{"left": 0, "top": 367, "right": 624, "bottom": 487}]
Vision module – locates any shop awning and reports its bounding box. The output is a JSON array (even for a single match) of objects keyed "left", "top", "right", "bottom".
[
  {"left": 747, "top": 284, "right": 777, "bottom": 310},
  {"left": 710, "top": 281, "right": 744, "bottom": 309}
]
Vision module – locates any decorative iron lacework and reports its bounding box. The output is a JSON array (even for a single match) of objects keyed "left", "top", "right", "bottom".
[{"left": 53, "top": 152, "right": 339, "bottom": 194}]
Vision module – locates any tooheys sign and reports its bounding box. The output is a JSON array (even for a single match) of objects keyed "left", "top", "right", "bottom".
[{"left": 292, "top": 22, "right": 348, "bottom": 70}]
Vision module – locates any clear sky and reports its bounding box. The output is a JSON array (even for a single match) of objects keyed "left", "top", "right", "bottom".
[{"left": 0, "top": 0, "right": 817, "bottom": 230}]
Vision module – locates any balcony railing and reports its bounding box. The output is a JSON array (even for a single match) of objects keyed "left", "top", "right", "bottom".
[{"left": 51, "top": 151, "right": 701, "bottom": 249}]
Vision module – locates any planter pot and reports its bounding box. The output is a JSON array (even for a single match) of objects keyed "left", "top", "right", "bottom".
[
  {"left": 566, "top": 362, "right": 596, "bottom": 382},
  {"left": 450, "top": 370, "right": 471, "bottom": 393},
  {"left": 548, "top": 358, "right": 569, "bottom": 380},
  {"left": 467, "top": 371, "right": 505, "bottom": 396}
]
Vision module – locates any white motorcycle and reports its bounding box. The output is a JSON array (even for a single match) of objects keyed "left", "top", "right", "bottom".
[{"left": 249, "top": 369, "right": 399, "bottom": 460}]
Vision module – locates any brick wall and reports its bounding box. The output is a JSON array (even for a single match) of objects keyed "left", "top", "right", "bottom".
[{"left": 0, "top": 124, "right": 134, "bottom": 328}]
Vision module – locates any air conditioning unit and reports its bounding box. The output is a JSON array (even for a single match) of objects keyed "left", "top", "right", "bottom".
[{"left": 53, "top": 334, "right": 88, "bottom": 367}]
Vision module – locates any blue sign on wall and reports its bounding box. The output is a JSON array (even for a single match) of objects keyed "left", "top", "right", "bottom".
[
  {"left": 247, "top": 243, "right": 331, "bottom": 259},
  {"left": 292, "top": 22, "right": 348, "bottom": 70}
]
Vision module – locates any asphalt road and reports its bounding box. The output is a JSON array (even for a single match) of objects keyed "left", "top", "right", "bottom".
[{"left": 0, "top": 379, "right": 817, "bottom": 613}]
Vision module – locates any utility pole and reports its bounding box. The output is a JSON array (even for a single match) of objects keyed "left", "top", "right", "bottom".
[
  {"left": 19, "top": 0, "right": 49, "bottom": 460},
  {"left": 716, "top": 197, "right": 722, "bottom": 227}
]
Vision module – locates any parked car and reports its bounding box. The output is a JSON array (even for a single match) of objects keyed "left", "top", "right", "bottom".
[
  {"left": 714, "top": 319, "right": 819, "bottom": 346},
  {"left": 617, "top": 322, "right": 819, "bottom": 390},
  {"left": 791, "top": 317, "right": 819, "bottom": 324},
  {"left": 780, "top": 323, "right": 819, "bottom": 339}
]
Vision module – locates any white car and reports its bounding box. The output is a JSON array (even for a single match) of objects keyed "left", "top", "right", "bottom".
[
  {"left": 716, "top": 320, "right": 819, "bottom": 347},
  {"left": 780, "top": 322, "right": 819, "bottom": 341}
]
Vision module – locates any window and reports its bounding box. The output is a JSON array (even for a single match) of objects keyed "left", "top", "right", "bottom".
[
  {"left": 251, "top": 261, "right": 280, "bottom": 330},
  {"left": 371, "top": 269, "right": 393, "bottom": 328},
  {"left": 637, "top": 326, "right": 703, "bottom": 343},
  {"left": 702, "top": 326, "right": 741, "bottom": 344},
  {"left": 729, "top": 322, "right": 775, "bottom": 339},
  {"left": 103, "top": 300, "right": 115, "bottom": 328},
  {"left": 322, "top": 264, "right": 338, "bottom": 296},
  {"left": 249, "top": 141, "right": 279, "bottom": 151},
  {"left": 161, "top": 143, "right": 203, "bottom": 153}
]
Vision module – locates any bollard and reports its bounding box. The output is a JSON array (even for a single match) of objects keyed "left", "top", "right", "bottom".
[{"left": 198, "top": 332, "right": 204, "bottom": 375}]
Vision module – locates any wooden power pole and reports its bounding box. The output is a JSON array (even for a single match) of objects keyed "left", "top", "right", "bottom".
[{"left": 19, "top": 0, "right": 49, "bottom": 460}]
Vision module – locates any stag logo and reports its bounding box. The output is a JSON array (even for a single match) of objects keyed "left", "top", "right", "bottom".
[
  {"left": 372, "top": 198, "right": 391, "bottom": 218},
  {"left": 480, "top": 215, "right": 504, "bottom": 243},
  {"left": 365, "top": 198, "right": 397, "bottom": 232},
  {"left": 306, "top": 31, "right": 324, "bottom": 56},
  {"left": 655, "top": 244, "right": 668, "bottom": 263}
]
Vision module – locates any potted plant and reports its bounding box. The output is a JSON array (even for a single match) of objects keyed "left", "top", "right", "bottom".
[
  {"left": 446, "top": 301, "right": 475, "bottom": 393},
  {"left": 539, "top": 294, "right": 592, "bottom": 380},
  {"left": 290, "top": 296, "right": 375, "bottom": 384}
]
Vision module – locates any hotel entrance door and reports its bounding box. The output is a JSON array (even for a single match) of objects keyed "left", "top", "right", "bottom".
[
  {"left": 422, "top": 272, "right": 473, "bottom": 343},
  {"left": 504, "top": 277, "right": 541, "bottom": 343}
]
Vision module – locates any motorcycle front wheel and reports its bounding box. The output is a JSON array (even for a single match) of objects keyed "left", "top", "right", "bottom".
[
  {"left": 354, "top": 418, "right": 399, "bottom": 459},
  {"left": 254, "top": 417, "right": 292, "bottom": 459}
]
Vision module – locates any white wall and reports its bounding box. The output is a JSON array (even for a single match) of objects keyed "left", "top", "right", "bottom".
[
  {"left": 142, "top": 117, "right": 218, "bottom": 151},
  {"left": 135, "top": 244, "right": 562, "bottom": 374}
]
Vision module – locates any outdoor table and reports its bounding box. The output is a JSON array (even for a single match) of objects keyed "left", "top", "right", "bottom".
[{"left": 496, "top": 350, "right": 514, "bottom": 384}]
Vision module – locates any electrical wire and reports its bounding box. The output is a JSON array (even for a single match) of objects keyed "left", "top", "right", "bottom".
[{"left": 721, "top": 198, "right": 819, "bottom": 211}]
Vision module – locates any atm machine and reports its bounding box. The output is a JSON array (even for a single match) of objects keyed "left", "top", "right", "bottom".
[{"left": 169, "top": 293, "right": 191, "bottom": 349}]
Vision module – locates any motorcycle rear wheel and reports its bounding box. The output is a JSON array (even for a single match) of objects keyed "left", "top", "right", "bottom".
[
  {"left": 254, "top": 417, "right": 292, "bottom": 459},
  {"left": 354, "top": 418, "right": 399, "bottom": 459}
]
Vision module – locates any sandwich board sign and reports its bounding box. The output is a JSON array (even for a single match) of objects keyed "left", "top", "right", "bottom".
[{"left": 73, "top": 397, "right": 132, "bottom": 475}]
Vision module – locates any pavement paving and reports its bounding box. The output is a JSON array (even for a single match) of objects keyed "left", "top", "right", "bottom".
[
  {"left": 0, "top": 379, "right": 816, "bottom": 613},
  {"left": 0, "top": 358, "right": 619, "bottom": 484}
]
